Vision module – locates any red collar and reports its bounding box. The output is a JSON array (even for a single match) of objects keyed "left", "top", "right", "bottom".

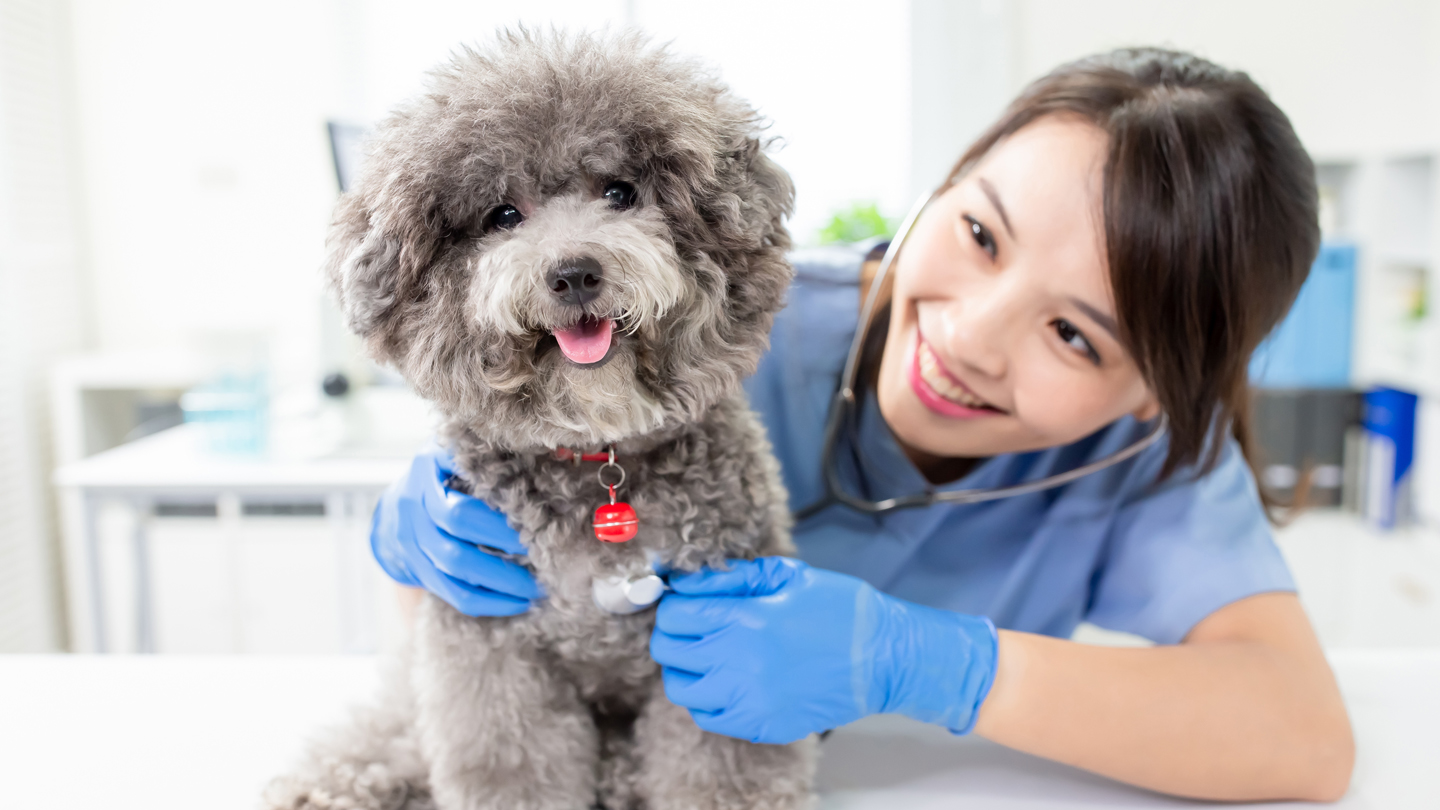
[{"left": 553, "top": 446, "right": 614, "bottom": 464}]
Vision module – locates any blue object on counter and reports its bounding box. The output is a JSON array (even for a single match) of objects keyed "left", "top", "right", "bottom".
[
  {"left": 1361, "top": 387, "right": 1418, "bottom": 530},
  {"left": 1250, "top": 242, "right": 1357, "bottom": 389},
  {"left": 181, "top": 373, "right": 269, "bottom": 455}
]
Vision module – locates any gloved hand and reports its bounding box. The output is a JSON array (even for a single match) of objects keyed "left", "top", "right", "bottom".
[
  {"left": 650, "top": 557, "right": 997, "bottom": 744},
  {"left": 370, "top": 444, "right": 541, "bottom": 616}
]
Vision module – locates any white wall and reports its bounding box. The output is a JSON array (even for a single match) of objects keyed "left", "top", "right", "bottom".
[
  {"left": 908, "top": 0, "right": 1014, "bottom": 202},
  {"left": 67, "top": 1, "right": 342, "bottom": 399},
  {"left": 1012, "top": 0, "right": 1440, "bottom": 161},
  {"left": 345, "top": 0, "right": 628, "bottom": 122},
  {"left": 634, "top": 0, "right": 913, "bottom": 240},
  {"left": 0, "top": 0, "right": 89, "bottom": 651}
]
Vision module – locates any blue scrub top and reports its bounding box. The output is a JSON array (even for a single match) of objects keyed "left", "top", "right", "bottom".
[{"left": 743, "top": 246, "right": 1295, "bottom": 645}]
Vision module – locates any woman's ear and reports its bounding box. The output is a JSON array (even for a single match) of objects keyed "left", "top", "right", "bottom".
[{"left": 1131, "top": 394, "right": 1162, "bottom": 423}]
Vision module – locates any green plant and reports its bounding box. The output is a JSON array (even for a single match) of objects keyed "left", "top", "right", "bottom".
[{"left": 817, "top": 202, "right": 895, "bottom": 245}]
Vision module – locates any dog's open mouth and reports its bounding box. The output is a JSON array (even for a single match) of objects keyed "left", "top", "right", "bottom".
[{"left": 552, "top": 315, "right": 614, "bottom": 365}]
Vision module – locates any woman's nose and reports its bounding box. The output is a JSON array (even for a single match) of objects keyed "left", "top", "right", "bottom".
[{"left": 939, "top": 276, "right": 1025, "bottom": 379}]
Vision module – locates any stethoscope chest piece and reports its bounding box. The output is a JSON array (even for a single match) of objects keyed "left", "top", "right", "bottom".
[{"left": 592, "top": 570, "right": 666, "bottom": 615}]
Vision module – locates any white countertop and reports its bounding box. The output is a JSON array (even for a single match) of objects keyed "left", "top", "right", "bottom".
[
  {"left": 52, "top": 423, "right": 411, "bottom": 492},
  {"left": 1, "top": 649, "right": 1435, "bottom": 809}
]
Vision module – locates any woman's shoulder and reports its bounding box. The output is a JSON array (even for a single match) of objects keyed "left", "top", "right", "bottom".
[
  {"left": 759, "top": 244, "right": 871, "bottom": 374},
  {"left": 1079, "top": 418, "right": 1292, "bottom": 643},
  {"left": 789, "top": 243, "right": 871, "bottom": 286},
  {"left": 1057, "top": 416, "right": 1259, "bottom": 505},
  {"left": 743, "top": 245, "right": 872, "bottom": 498},
  {"left": 990, "top": 416, "right": 1266, "bottom": 537}
]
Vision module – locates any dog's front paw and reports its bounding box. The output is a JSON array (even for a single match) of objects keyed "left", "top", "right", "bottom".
[{"left": 262, "top": 770, "right": 435, "bottom": 810}]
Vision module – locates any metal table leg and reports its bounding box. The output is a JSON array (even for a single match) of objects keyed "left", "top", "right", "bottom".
[
  {"left": 82, "top": 490, "right": 107, "bottom": 654},
  {"left": 131, "top": 495, "right": 155, "bottom": 653}
]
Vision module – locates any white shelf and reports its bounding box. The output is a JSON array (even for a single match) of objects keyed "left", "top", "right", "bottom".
[
  {"left": 1347, "top": 155, "right": 1437, "bottom": 393},
  {"left": 1320, "top": 153, "right": 1439, "bottom": 524}
]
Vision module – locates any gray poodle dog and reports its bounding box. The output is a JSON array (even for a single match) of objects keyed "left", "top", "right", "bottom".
[{"left": 265, "top": 30, "right": 816, "bottom": 810}]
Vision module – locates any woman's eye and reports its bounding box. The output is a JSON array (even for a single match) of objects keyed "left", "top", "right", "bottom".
[
  {"left": 1054, "top": 319, "right": 1100, "bottom": 364},
  {"left": 961, "top": 214, "right": 996, "bottom": 258},
  {"left": 602, "top": 180, "right": 637, "bottom": 210},
  {"left": 482, "top": 204, "right": 525, "bottom": 234}
]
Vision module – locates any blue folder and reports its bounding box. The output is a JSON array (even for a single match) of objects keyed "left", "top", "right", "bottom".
[{"left": 1249, "top": 243, "right": 1357, "bottom": 389}]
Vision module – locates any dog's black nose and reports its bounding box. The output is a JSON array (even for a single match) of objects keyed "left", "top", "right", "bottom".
[{"left": 547, "top": 257, "right": 605, "bottom": 307}]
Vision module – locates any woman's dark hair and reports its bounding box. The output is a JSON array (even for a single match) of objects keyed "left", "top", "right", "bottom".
[{"left": 947, "top": 48, "right": 1319, "bottom": 510}]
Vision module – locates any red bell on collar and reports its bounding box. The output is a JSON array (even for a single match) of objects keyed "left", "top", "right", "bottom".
[
  {"left": 594, "top": 483, "right": 638, "bottom": 543},
  {"left": 558, "top": 447, "right": 639, "bottom": 543}
]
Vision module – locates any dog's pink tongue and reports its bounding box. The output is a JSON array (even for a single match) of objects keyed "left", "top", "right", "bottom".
[{"left": 553, "top": 317, "right": 613, "bottom": 364}]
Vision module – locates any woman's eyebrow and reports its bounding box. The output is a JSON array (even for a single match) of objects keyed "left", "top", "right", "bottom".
[
  {"left": 978, "top": 177, "right": 1015, "bottom": 239},
  {"left": 1068, "top": 297, "right": 1120, "bottom": 341}
]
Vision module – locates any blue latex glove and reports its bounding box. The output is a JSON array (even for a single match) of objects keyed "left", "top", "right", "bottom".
[
  {"left": 650, "top": 557, "right": 998, "bottom": 744},
  {"left": 370, "top": 444, "right": 541, "bottom": 616}
]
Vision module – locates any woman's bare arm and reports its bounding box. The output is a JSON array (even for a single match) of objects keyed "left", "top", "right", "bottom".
[
  {"left": 395, "top": 584, "right": 424, "bottom": 624},
  {"left": 973, "top": 592, "right": 1354, "bottom": 802}
]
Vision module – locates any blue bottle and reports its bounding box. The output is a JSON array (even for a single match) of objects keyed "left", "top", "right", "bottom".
[{"left": 1361, "top": 387, "right": 1418, "bottom": 529}]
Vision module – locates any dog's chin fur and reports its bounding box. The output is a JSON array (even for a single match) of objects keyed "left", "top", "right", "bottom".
[
  {"left": 467, "top": 344, "right": 674, "bottom": 451},
  {"left": 268, "top": 29, "right": 816, "bottom": 810}
]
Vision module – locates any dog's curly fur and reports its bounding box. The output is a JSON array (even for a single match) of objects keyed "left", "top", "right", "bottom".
[{"left": 265, "top": 30, "right": 816, "bottom": 810}]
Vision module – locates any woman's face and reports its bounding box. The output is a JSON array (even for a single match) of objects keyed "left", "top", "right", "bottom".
[{"left": 876, "top": 115, "right": 1159, "bottom": 464}]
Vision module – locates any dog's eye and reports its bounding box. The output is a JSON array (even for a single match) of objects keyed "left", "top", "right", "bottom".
[
  {"left": 482, "top": 204, "right": 525, "bottom": 234},
  {"left": 602, "top": 181, "right": 637, "bottom": 211}
]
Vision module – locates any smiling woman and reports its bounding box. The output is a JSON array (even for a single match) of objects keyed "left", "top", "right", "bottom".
[
  {"left": 870, "top": 52, "right": 1317, "bottom": 504},
  {"left": 876, "top": 118, "right": 1160, "bottom": 473}
]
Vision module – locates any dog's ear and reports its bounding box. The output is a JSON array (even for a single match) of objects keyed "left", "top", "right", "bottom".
[
  {"left": 335, "top": 231, "right": 403, "bottom": 336},
  {"left": 323, "top": 195, "right": 406, "bottom": 340},
  {"left": 738, "top": 137, "right": 796, "bottom": 250}
]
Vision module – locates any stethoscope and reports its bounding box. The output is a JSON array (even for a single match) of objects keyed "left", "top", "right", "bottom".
[{"left": 793, "top": 191, "right": 1168, "bottom": 522}]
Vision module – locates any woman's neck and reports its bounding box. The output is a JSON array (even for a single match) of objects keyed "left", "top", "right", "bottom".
[{"left": 898, "top": 439, "right": 984, "bottom": 486}]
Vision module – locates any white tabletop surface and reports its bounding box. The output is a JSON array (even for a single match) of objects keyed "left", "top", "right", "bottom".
[
  {"left": 52, "top": 423, "right": 411, "bottom": 492},
  {"left": 0, "top": 649, "right": 1435, "bottom": 809}
]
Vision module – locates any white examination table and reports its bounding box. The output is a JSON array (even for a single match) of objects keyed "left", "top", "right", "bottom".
[{"left": 1, "top": 650, "right": 1435, "bottom": 808}]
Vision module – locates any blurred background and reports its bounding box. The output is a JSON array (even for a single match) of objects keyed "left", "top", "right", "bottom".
[{"left": 1, "top": 0, "right": 1438, "bottom": 656}]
